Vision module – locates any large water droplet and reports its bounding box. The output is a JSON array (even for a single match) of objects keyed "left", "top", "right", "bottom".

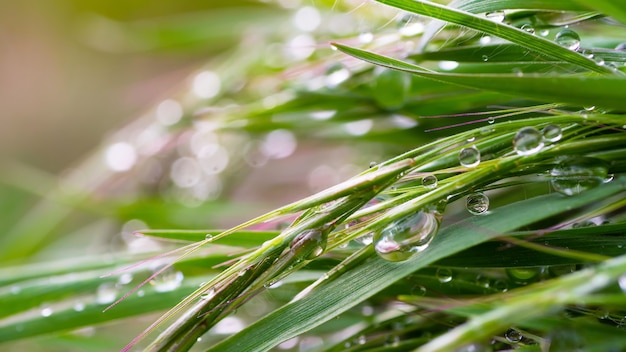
[
  {"left": 150, "top": 265, "right": 184, "bottom": 292},
  {"left": 436, "top": 268, "right": 453, "bottom": 283},
  {"left": 466, "top": 192, "right": 489, "bottom": 215},
  {"left": 422, "top": 175, "right": 438, "bottom": 189},
  {"left": 520, "top": 24, "right": 535, "bottom": 34},
  {"left": 291, "top": 229, "right": 327, "bottom": 260},
  {"left": 555, "top": 29, "right": 580, "bottom": 51},
  {"left": 513, "top": 127, "right": 544, "bottom": 156},
  {"left": 505, "top": 328, "right": 522, "bottom": 343},
  {"left": 373, "top": 210, "right": 440, "bottom": 262},
  {"left": 459, "top": 146, "right": 481, "bottom": 168},
  {"left": 550, "top": 157, "right": 608, "bottom": 196},
  {"left": 96, "top": 282, "right": 118, "bottom": 304},
  {"left": 542, "top": 124, "right": 562, "bottom": 142},
  {"left": 485, "top": 11, "right": 505, "bottom": 22},
  {"left": 506, "top": 267, "right": 544, "bottom": 284}
]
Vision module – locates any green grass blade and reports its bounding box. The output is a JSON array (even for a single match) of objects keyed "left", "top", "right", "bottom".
[
  {"left": 207, "top": 177, "right": 626, "bottom": 352},
  {"left": 574, "top": 0, "right": 626, "bottom": 25},
  {"left": 332, "top": 43, "right": 626, "bottom": 110},
  {"left": 377, "top": 0, "right": 613, "bottom": 74}
]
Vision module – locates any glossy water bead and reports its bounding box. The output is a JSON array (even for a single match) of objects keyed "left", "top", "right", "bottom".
[
  {"left": 513, "top": 127, "right": 544, "bottom": 156},
  {"left": 459, "top": 146, "right": 481, "bottom": 168},
  {"left": 466, "top": 192, "right": 489, "bottom": 215},
  {"left": 555, "top": 29, "right": 580, "bottom": 51},
  {"left": 373, "top": 210, "right": 440, "bottom": 262},
  {"left": 550, "top": 157, "right": 608, "bottom": 196}
]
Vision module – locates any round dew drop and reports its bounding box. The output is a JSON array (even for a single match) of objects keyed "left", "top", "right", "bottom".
[
  {"left": 520, "top": 24, "right": 535, "bottom": 34},
  {"left": 513, "top": 127, "right": 544, "bottom": 156},
  {"left": 150, "top": 266, "right": 184, "bottom": 293},
  {"left": 422, "top": 175, "right": 438, "bottom": 189},
  {"left": 485, "top": 11, "right": 505, "bottom": 23},
  {"left": 436, "top": 268, "right": 453, "bottom": 283},
  {"left": 555, "top": 29, "right": 580, "bottom": 51},
  {"left": 550, "top": 157, "right": 608, "bottom": 196},
  {"left": 505, "top": 329, "right": 523, "bottom": 343},
  {"left": 466, "top": 192, "right": 489, "bottom": 215},
  {"left": 542, "top": 124, "right": 562, "bottom": 142},
  {"left": 373, "top": 210, "right": 440, "bottom": 262},
  {"left": 459, "top": 146, "right": 481, "bottom": 168}
]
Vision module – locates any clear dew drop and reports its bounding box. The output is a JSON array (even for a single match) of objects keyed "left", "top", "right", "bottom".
[
  {"left": 542, "top": 124, "right": 562, "bottom": 142},
  {"left": 369, "top": 161, "right": 377, "bottom": 168},
  {"left": 485, "top": 11, "right": 505, "bottom": 22},
  {"left": 436, "top": 268, "right": 453, "bottom": 283},
  {"left": 555, "top": 29, "right": 580, "bottom": 51},
  {"left": 459, "top": 146, "right": 481, "bottom": 168},
  {"left": 422, "top": 175, "right": 438, "bottom": 189},
  {"left": 466, "top": 192, "right": 489, "bottom": 215},
  {"left": 200, "top": 288, "right": 216, "bottom": 300},
  {"left": 373, "top": 210, "right": 440, "bottom": 262},
  {"left": 205, "top": 234, "right": 213, "bottom": 241},
  {"left": 481, "top": 55, "right": 489, "bottom": 62},
  {"left": 513, "top": 127, "right": 544, "bottom": 156},
  {"left": 355, "top": 232, "right": 374, "bottom": 245},
  {"left": 506, "top": 267, "right": 543, "bottom": 284},
  {"left": 487, "top": 116, "right": 495, "bottom": 124},
  {"left": 96, "top": 282, "right": 118, "bottom": 304},
  {"left": 290, "top": 229, "right": 327, "bottom": 260},
  {"left": 538, "top": 29, "right": 550, "bottom": 37},
  {"left": 520, "top": 24, "right": 535, "bottom": 34},
  {"left": 40, "top": 305, "right": 53, "bottom": 317},
  {"left": 505, "top": 328, "right": 522, "bottom": 343},
  {"left": 550, "top": 157, "right": 608, "bottom": 196},
  {"left": 150, "top": 265, "right": 184, "bottom": 293}
]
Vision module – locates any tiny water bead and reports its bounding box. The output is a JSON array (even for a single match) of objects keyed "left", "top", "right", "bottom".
[
  {"left": 506, "top": 267, "right": 544, "bottom": 284},
  {"left": 96, "top": 282, "right": 118, "bottom": 304},
  {"left": 466, "top": 192, "right": 489, "bottom": 215},
  {"left": 436, "top": 268, "right": 453, "bottom": 283},
  {"left": 482, "top": 55, "right": 489, "bottom": 62},
  {"left": 550, "top": 157, "right": 609, "bottom": 196},
  {"left": 373, "top": 210, "right": 440, "bottom": 262},
  {"left": 485, "top": 11, "right": 505, "bottom": 22},
  {"left": 369, "top": 161, "right": 377, "bottom": 168},
  {"left": 505, "top": 329, "right": 523, "bottom": 343},
  {"left": 542, "top": 124, "right": 562, "bottom": 143},
  {"left": 290, "top": 229, "right": 327, "bottom": 260},
  {"left": 513, "top": 127, "right": 544, "bottom": 156},
  {"left": 459, "top": 146, "right": 481, "bottom": 168},
  {"left": 150, "top": 265, "right": 184, "bottom": 293},
  {"left": 422, "top": 175, "right": 438, "bottom": 189},
  {"left": 555, "top": 29, "right": 580, "bottom": 51},
  {"left": 520, "top": 24, "right": 535, "bottom": 34}
]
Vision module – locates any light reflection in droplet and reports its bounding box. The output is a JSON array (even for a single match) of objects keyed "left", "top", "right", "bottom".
[
  {"left": 192, "top": 71, "right": 221, "bottom": 99},
  {"left": 156, "top": 99, "right": 183, "bottom": 126},
  {"left": 105, "top": 142, "right": 137, "bottom": 172},
  {"left": 292, "top": 6, "right": 321, "bottom": 32},
  {"left": 262, "top": 129, "right": 297, "bottom": 159},
  {"left": 344, "top": 119, "right": 373, "bottom": 136}
]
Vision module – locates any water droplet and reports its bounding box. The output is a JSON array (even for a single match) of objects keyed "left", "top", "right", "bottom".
[
  {"left": 513, "top": 127, "right": 544, "bottom": 156},
  {"left": 593, "top": 56, "right": 605, "bottom": 66},
  {"left": 493, "top": 280, "right": 508, "bottom": 292},
  {"left": 475, "top": 275, "right": 491, "bottom": 288},
  {"left": 200, "top": 288, "right": 216, "bottom": 300},
  {"left": 96, "top": 282, "right": 118, "bottom": 304},
  {"left": 466, "top": 192, "right": 489, "bottom": 215},
  {"left": 481, "top": 55, "right": 489, "bottom": 62},
  {"left": 40, "top": 305, "right": 53, "bottom": 317},
  {"left": 548, "top": 264, "right": 576, "bottom": 277},
  {"left": 73, "top": 301, "right": 86, "bottom": 312},
  {"left": 205, "top": 234, "right": 213, "bottom": 241},
  {"left": 369, "top": 161, "right": 377, "bottom": 168},
  {"left": 290, "top": 229, "right": 327, "bottom": 260},
  {"left": 542, "top": 124, "right": 562, "bottom": 142},
  {"left": 459, "top": 146, "right": 481, "bottom": 168},
  {"left": 506, "top": 267, "right": 543, "bottom": 284},
  {"left": 412, "top": 285, "right": 427, "bottom": 296},
  {"left": 150, "top": 265, "right": 184, "bottom": 292},
  {"left": 357, "top": 335, "right": 367, "bottom": 345},
  {"left": 520, "top": 24, "right": 535, "bottom": 34},
  {"left": 355, "top": 232, "right": 374, "bottom": 245},
  {"left": 117, "top": 273, "right": 133, "bottom": 286},
  {"left": 373, "top": 210, "right": 440, "bottom": 262},
  {"left": 615, "top": 42, "right": 626, "bottom": 51},
  {"left": 422, "top": 175, "right": 438, "bottom": 189},
  {"left": 487, "top": 117, "right": 495, "bottom": 124},
  {"left": 550, "top": 157, "right": 608, "bottom": 196},
  {"left": 505, "top": 328, "right": 522, "bottom": 343},
  {"left": 538, "top": 29, "right": 550, "bottom": 37},
  {"left": 604, "top": 174, "right": 614, "bottom": 183},
  {"left": 485, "top": 11, "right": 505, "bottom": 22},
  {"left": 555, "top": 29, "right": 580, "bottom": 51},
  {"left": 436, "top": 268, "right": 453, "bottom": 283}
]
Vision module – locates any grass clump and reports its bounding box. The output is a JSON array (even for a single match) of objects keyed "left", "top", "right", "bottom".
[{"left": 1, "top": 1, "right": 626, "bottom": 351}]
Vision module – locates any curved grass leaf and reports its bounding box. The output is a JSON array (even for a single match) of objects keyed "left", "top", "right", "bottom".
[
  {"left": 208, "top": 177, "right": 626, "bottom": 352},
  {"left": 574, "top": 0, "right": 626, "bottom": 25},
  {"left": 377, "top": 0, "right": 613, "bottom": 74},
  {"left": 332, "top": 43, "right": 626, "bottom": 110}
]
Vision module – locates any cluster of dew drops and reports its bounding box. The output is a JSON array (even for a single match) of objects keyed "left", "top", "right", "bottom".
[{"left": 362, "top": 121, "right": 613, "bottom": 263}]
